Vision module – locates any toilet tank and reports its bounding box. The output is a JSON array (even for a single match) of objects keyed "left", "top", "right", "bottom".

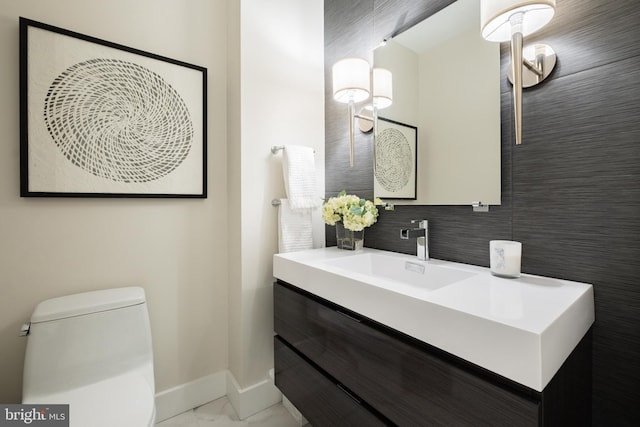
[{"left": 23, "top": 287, "right": 154, "bottom": 400}]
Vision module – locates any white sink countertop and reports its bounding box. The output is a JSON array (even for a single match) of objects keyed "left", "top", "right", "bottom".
[{"left": 273, "top": 247, "right": 594, "bottom": 392}]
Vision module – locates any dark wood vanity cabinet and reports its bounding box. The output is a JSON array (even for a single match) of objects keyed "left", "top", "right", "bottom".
[
  {"left": 274, "top": 337, "right": 388, "bottom": 426},
  {"left": 273, "top": 280, "right": 592, "bottom": 427}
]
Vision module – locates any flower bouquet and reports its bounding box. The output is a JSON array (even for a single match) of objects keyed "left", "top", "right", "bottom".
[{"left": 322, "top": 190, "right": 381, "bottom": 250}]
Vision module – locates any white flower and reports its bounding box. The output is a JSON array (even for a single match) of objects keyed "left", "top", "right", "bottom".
[{"left": 322, "top": 190, "right": 380, "bottom": 231}]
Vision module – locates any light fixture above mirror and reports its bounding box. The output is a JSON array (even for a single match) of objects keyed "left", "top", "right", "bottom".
[
  {"left": 332, "top": 58, "right": 393, "bottom": 167},
  {"left": 481, "top": 0, "right": 557, "bottom": 146}
]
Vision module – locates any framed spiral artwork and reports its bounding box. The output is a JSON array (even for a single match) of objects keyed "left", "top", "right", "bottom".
[
  {"left": 374, "top": 117, "right": 417, "bottom": 200},
  {"left": 19, "top": 18, "right": 207, "bottom": 197}
]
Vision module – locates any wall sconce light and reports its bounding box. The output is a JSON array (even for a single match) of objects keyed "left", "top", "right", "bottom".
[
  {"left": 332, "top": 58, "right": 370, "bottom": 167},
  {"left": 481, "top": 0, "right": 557, "bottom": 145},
  {"left": 333, "top": 58, "right": 393, "bottom": 167},
  {"left": 355, "top": 67, "right": 393, "bottom": 132},
  {"left": 370, "top": 67, "right": 393, "bottom": 137}
]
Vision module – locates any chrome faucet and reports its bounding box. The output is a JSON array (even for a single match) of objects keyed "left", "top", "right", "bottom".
[{"left": 400, "top": 220, "right": 429, "bottom": 260}]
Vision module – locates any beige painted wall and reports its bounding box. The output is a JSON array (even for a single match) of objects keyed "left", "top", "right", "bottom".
[
  {"left": 0, "top": 0, "right": 228, "bottom": 402},
  {"left": 227, "top": 0, "right": 325, "bottom": 388},
  {"left": 375, "top": 40, "right": 420, "bottom": 127}
]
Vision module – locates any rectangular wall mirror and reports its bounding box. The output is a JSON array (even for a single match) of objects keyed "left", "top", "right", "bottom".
[{"left": 373, "top": 0, "right": 501, "bottom": 206}]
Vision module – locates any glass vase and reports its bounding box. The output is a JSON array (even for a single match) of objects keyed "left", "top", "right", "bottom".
[{"left": 335, "top": 222, "right": 364, "bottom": 250}]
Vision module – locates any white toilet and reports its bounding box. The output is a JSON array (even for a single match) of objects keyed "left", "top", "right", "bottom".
[{"left": 22, "top": 287, "right": 156, "bottom": 427}]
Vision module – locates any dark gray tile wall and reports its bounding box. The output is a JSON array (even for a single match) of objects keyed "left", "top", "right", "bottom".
[{"left": 325, "top": 0, "right": 640, "bottom": 425}]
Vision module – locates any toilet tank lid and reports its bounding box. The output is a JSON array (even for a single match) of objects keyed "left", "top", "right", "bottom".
[{"left": 31, "top": 287, "right": 146, "bottom": 323}]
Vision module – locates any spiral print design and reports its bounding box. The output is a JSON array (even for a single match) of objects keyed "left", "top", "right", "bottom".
[
  {"left": 44, "top": 58, "right": 193, "bottom": 183},
  {"left": 375, "top": 128, "right": 413, "bottom": 192}
]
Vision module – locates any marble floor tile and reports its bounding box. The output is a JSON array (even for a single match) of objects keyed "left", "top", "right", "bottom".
[{"left": 155, "top": 397, "right": 306, "bottom": 427}]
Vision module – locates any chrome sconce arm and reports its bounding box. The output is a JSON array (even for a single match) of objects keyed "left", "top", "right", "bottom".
[
  {"left": 347, "top": 99, "right": 357, "bottom": 166},
  {"left": 481, "top": 0, "right": 557, "bottom": 146},
  {"left": 510, "top": 15, "right": 525, "bottom": 146}
]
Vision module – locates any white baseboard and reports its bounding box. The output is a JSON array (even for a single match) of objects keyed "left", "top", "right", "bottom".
[
  {"left": 154, "top": 371, "right": 226, "bottom": 422},
  {"left": 225, "top": 369, "right": 282, "bottom": 420},
  {"left": 154, "top": 369, "right": 282, "bottom": 422}
]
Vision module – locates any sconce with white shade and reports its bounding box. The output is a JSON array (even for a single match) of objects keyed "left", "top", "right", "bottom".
[
  {"left": 372, "top": 68, "right": 393, "bottom": 109},
  {"left": 371, "top": 67, "right": 393, "bottom": 137},
  {"left": 332, "top": 58, "right": 370, "bottom": 167},
  {"left": 481, "top": 0, "right": 557, "bottom": 145},
  {"left": 333, "top": 58, "right": 393, "bottom": 167}
]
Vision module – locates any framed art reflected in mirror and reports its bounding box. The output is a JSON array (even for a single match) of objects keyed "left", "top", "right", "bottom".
[{"left": 374, "top": 117, "right": 417, "bottom": 200}]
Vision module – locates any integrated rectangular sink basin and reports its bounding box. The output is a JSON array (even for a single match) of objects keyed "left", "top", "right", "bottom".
[
  {"left": 273, "top": 247, "right": 595, "bottom": 392},
  {"left": 320, "top": 252, "right": 476, "bottom": 292}
]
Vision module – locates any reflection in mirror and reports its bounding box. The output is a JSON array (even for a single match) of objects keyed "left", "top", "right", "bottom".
[{"left": 373, "top": 0, "right": 501, "bottom": 205}]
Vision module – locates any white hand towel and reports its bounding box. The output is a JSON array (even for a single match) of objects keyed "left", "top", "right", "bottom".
[
  {"left": 278, "top": 199, "right": 313, "bottom": 253},
  {"left": 283, "top": 145, "right": 321, "bottom": 210}
]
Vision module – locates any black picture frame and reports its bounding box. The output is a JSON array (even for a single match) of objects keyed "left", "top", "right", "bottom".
[
  {"left": 20, "top": 17, "right": 207, "bottom": 198},
  {"left": 374, "top": 117, "right": 417, "bottom": 200}
]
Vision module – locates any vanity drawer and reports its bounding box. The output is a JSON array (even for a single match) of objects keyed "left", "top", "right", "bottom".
[
  {"left": 274, "top": 280, "right": 540, "bottom": 426},
  {"left": 274, "top": 336, "right": 389, "bottom": 427}
]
